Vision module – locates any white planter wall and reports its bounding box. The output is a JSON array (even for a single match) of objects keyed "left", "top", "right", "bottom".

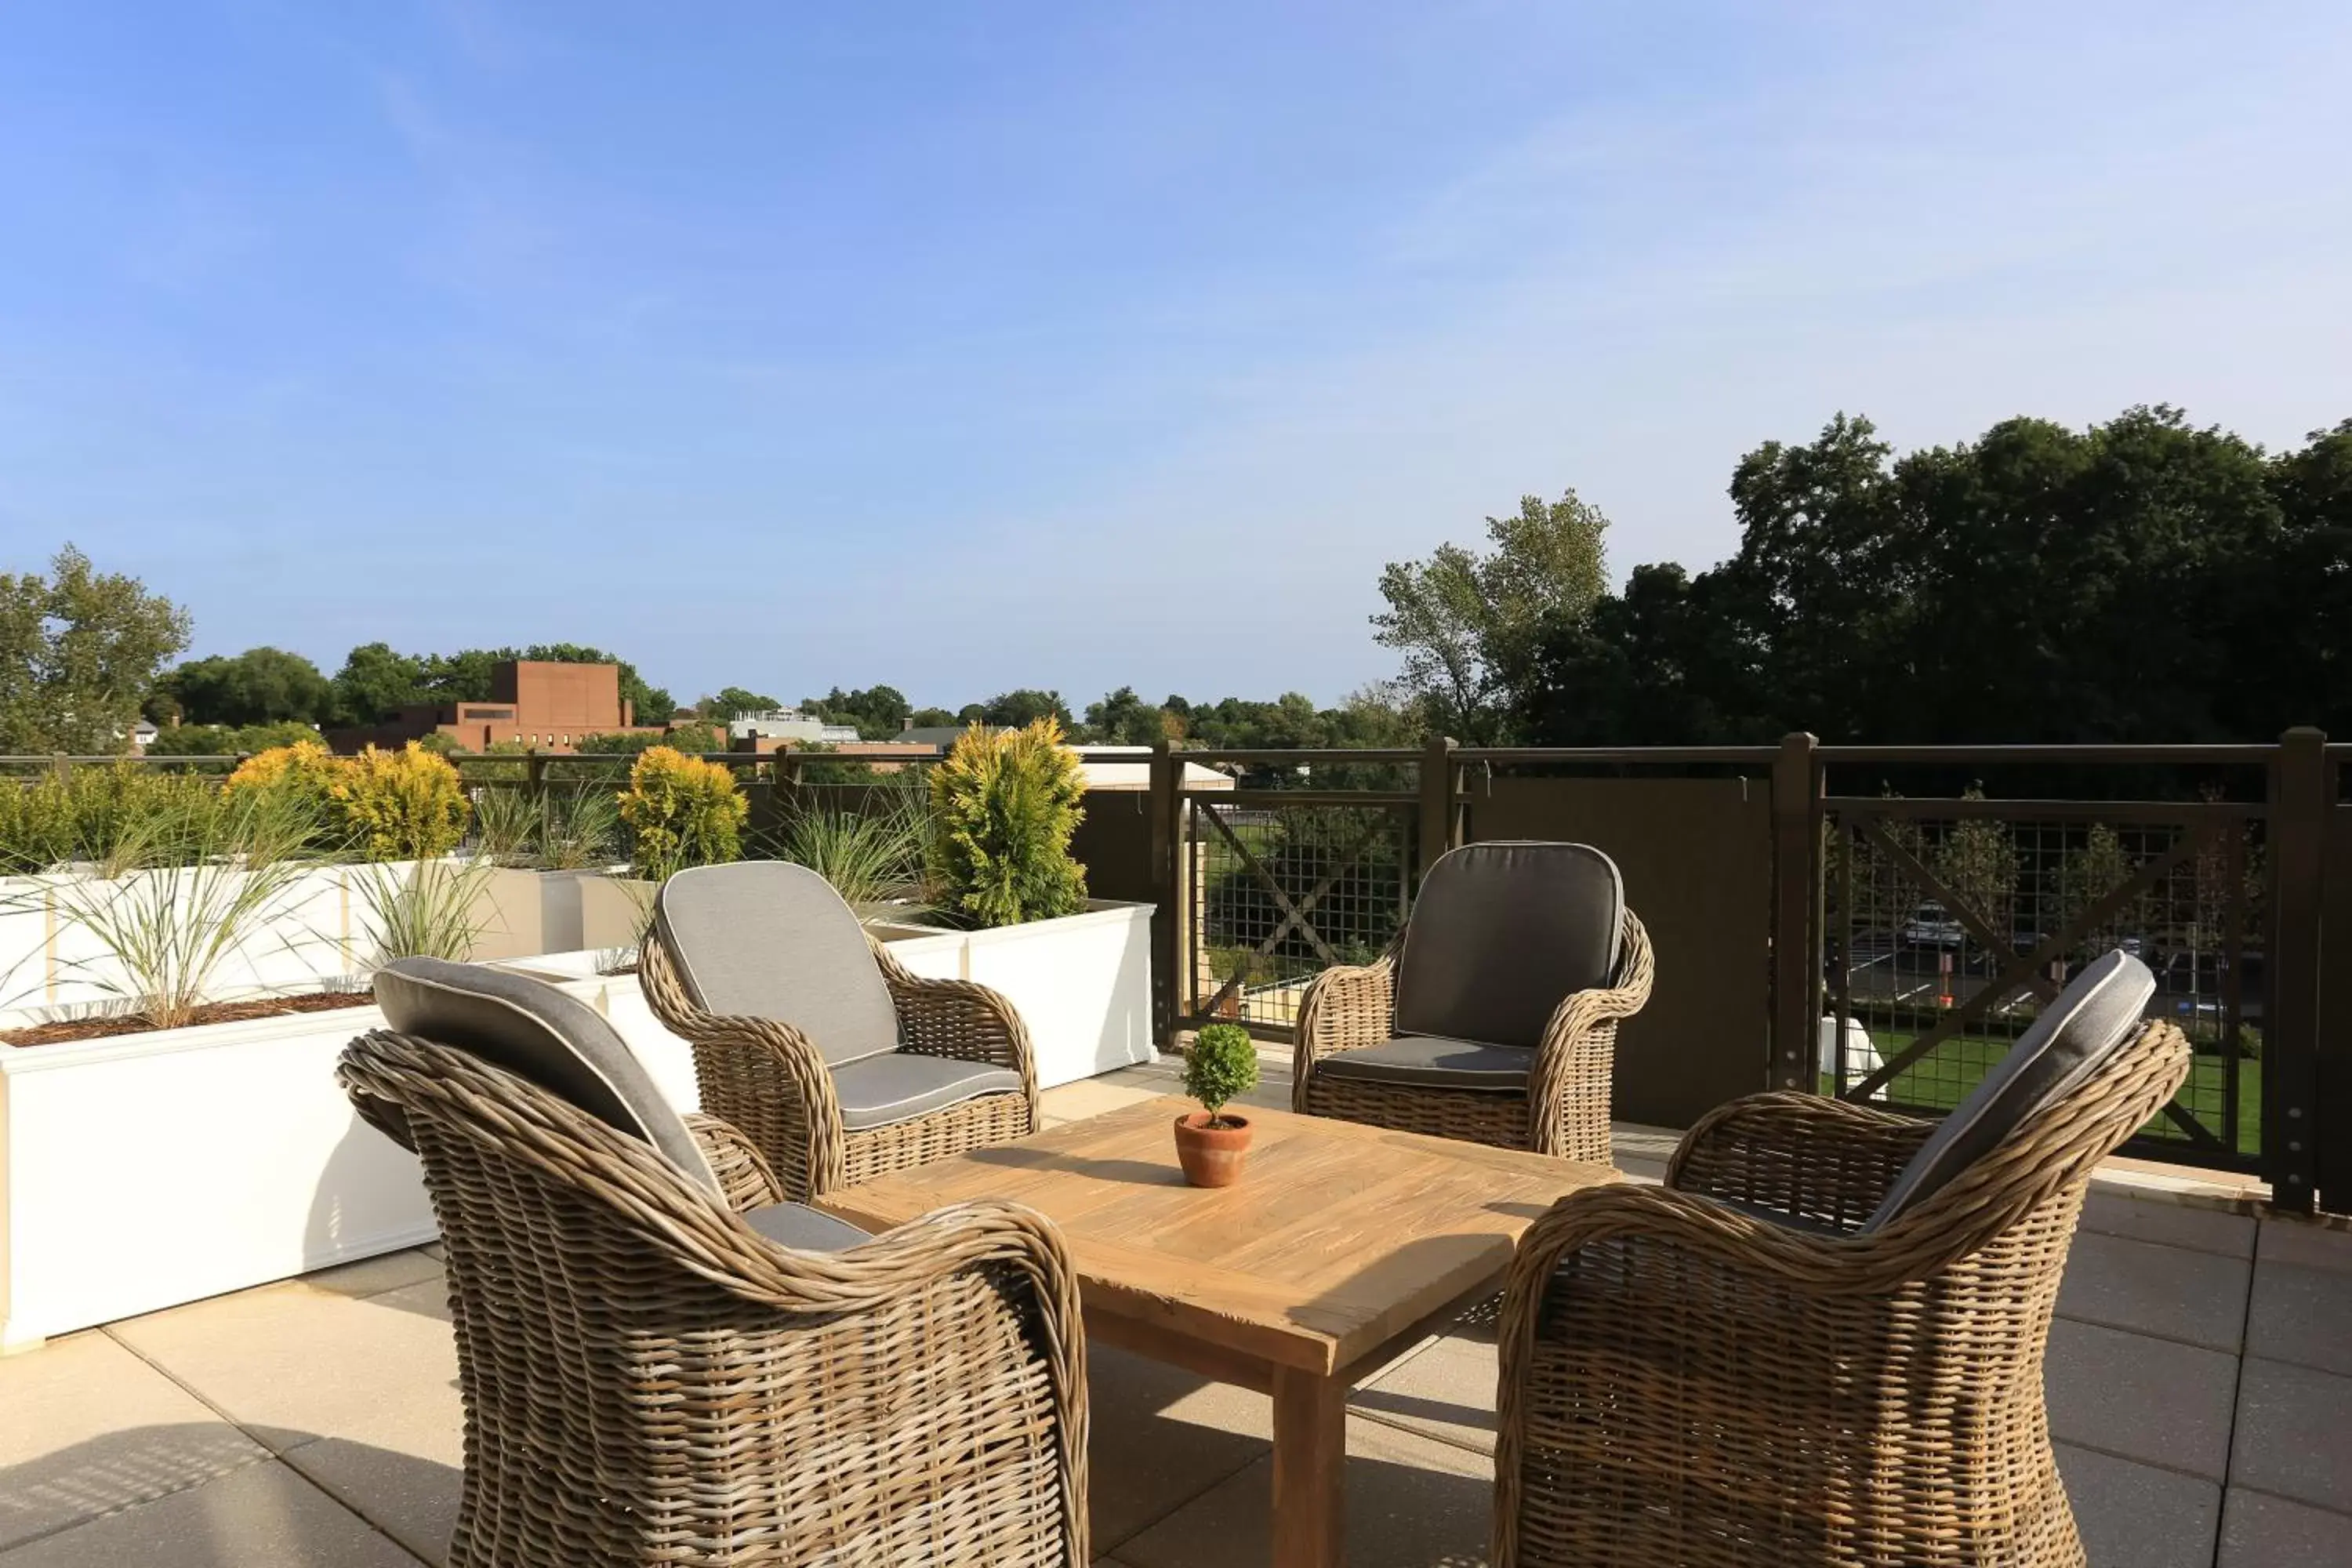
[
  {"left": 0, "top": 1004, "right": 432, "bottom": 1352},
  {"left": 873, "top": 901, "right": 1156, "bottom": 1088}
]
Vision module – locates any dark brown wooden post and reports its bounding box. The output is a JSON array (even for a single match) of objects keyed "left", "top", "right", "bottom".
[
  {"left": 1770, "top": 732, "right": 1822, "bottom": 1092},
  {"left": 1149, "top": 741, "right": 1179, "bottom": 1049},
  {"left": 2268, "top": 727, "right": 2326, "bottom": 1213},
  {"left": 524, "top": 749, "right": 548, "bottom": 809},
  {"left": 1417, "top": 736, "right": 1460, "bottom": 884}
]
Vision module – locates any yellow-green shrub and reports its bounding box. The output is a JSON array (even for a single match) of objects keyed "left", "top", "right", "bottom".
[
  {"left": 926, "top": 718, "right": 1087, "bottom": 928},
  {"left": 334, "top": 743, "right": 470, "bottom": 862},
  {"left": 0, "top": 775, "right": 74, "bottom": 873},
  {"left": 618, "top": 746, "right": 746, "bottom": 878}
]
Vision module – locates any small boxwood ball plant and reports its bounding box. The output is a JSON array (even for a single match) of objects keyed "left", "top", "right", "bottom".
[
  {"left": 1185, "top": 1023, "right": 1260, "bottom": 1129},
  {"left": 335, "top": 742, "right": 472, "bottom": 862},
  {"left": 927, "top": 717, "right": 1088, "bottom": 928},
  {"left": 619, "top": 745, "right": 749, "bottom": 880}
]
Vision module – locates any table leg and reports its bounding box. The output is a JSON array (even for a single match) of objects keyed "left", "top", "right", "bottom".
[{"left": 1270, "top": 1367, "right": 1346, "bottom": 1568}]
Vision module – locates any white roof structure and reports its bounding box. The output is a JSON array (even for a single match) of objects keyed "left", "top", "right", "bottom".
[{"left": 1069, "top": 746, "right": 1233, "bottom": 792}]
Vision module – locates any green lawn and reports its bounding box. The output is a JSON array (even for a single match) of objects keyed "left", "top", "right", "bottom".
[{"left": 1820, "top": 1028, "right": 2259, "bottom": 1159}]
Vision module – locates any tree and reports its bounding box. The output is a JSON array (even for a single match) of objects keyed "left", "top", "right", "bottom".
[
  {"left": 700, "top": 686, "right": 781, "bottom": 720},
  {"left": 331, "top": 643, "right": 431, "bottom": 725},
  {"left": 1081, "top": 686, "right": 1165, "bottom": 746},
  {"left": 804, "top": 684, "right": 911, "bottom": 739},
  {"left": 1513, "top": 406, "right": 2352, "bottom": 746},
  {"left": 906, "top": 705, "right": 956, "bottom": 728},
  {"left": 978, "top": 689, "right": 1072, "bottom": 728},
  {"left": 159, "top": 647, "right": 332, "bottom": 728},
  {"left": 0, "top": 545, "right": 192, "bottom": 753},
  {"left": 1372, "top": 489, "right": 1610, "bottom": 743}
]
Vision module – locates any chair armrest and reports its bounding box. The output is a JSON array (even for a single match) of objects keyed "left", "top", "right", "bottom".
[
  {"left": 1526, "top": 909, "right": 1655, "bottom": 1157},
  {"left": 686, "top": 1112, "right": 786, "bottom": 1210},
  {"left": 868, "top": 938, "right": 1042, "bottom": 1107},
  {"left": 718, "top": 1197, "right": 1091, "bottom": 1563},
  {"left": 1666, "top": 1090, "right": 1935, "bottom": 1232},
  {"left": 1291, "top": 956, "right": 1396, "bottom": 1109}
]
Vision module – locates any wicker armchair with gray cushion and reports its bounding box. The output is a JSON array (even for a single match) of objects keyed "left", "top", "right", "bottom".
[
  {"left": 1291, "top": 841, "right": 1653, "bottom": 1164},
  {"left": 640, "top": 860, "right": 1039, "bottom": 1200},
  {"left": 340, "top": 956, "right": 1087, "bottom": 1568},
  {"left": 1493, "top": 949, "right": 2190, "bottom": 1568}
]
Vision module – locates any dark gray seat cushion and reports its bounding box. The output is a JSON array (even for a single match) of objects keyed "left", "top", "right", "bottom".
[
  {"left": 657, "top": 862, "right": 901, "bottom": 1065},
  {"left": 742, "top": 1202, "right": 873, "bottom": 1252},
  {"left": 1313, "top": 1035, "right": 1532, "bottom": 1092},
  {"left": 374, "top": 956, "right": 722, "bottom": 1196},
  {"left": 1863, "top": 949, "right": 2157, "bottom": 1232},
  {"left": 829, "top": 1053, "right": 1026, "bottom": 1131},
  {"left": 1392, "top": 841, "right": 1625, "bottom": 1050}
]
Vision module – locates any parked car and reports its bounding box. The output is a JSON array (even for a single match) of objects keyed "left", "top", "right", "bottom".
[{"left": 1900, "top": 902, "right": 1965, "bottom": 947}]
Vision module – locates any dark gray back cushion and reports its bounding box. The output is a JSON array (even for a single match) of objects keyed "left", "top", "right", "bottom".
[
  {"left": 1392, "top": 842, "right": 1625, "bottom": 1050},
  {"left": 1864, "top": 949, "right": 2156, "bottom": 1232},
  {"left": 656, "top": 862, "right": 901, "bottom": 1066},
  {"left": 374, "top": 956, "right": 720, "bottom": 1196}
]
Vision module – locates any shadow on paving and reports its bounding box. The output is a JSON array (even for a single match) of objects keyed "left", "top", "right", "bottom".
[{"left": 0, "top": 1425, "right": 456, "bottom": 1566}]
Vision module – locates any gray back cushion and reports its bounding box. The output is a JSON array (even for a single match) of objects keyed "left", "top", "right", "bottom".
[
  {"left": 1864, "top": 949, "right": 2156, "bottom": 1232},
  {"left": 1393, "top": 842, "right": 1625, "bottom": 1049},
  {"left": 374, "top": 956, "right": 720, "bottom": 1196},
  {"left": 656, "top": 862, "right": 901, "bottom": 1066}
]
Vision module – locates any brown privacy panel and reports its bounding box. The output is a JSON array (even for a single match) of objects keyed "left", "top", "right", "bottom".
[
  {"left": 1069, "top": 789, "right": 1158, "bottom": 904},
  {"left": 2317, "top": 805, "right": 2352, "bottom": 1213},
  {"left": 1465, "top": 776, "right": 1772, "bottom": 1130}
]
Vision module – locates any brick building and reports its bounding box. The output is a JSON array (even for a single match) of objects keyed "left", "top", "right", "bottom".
[{"left": 328, "top": 660, "right": 666, "bottom": 754}]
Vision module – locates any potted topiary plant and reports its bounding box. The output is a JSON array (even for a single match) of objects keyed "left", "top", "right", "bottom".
[{"left": 1174, "top": 1022, "right": 1260, "bottom": 1187}]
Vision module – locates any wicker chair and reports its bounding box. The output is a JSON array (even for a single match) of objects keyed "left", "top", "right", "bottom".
[
  {"left": 341, "top": 956, "right": 1087, "bottom": 1568},
  {"left": 641, "top": 860, "right": 1039, "bottom": 1200},
  {"left": 1292, "top": 841, "right": 1653, "bottom": 1164},
  {"left": 1493, "top": 949, "right": 2191, "bottom": 1568}
]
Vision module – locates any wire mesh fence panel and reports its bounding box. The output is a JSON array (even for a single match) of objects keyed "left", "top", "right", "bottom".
[
  {"left": 1825, "top": 799, "right": 2265, "bottom": 1168},
  {"left": 1183, "top": 795, "right": 1417, "bottom": 1032}
]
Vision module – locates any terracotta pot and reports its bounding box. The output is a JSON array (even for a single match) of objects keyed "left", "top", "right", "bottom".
[{"left": 1173, "top": 1111, "right": 1254, "bottom": 1188}]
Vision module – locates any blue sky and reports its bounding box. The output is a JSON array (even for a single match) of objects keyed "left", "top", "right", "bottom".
[{"left": 4, "top": 3, "right": 2349, "bottom": 710}]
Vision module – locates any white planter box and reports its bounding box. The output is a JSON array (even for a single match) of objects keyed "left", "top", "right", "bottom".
[
  {"left": 870, "top": 901, "right": 1156, "bottom": 1089},
  {"left": 0, "top": 1004, "right": 429, "bottom": 1352}
]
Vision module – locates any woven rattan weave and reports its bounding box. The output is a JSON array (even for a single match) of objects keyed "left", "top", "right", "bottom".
[
  {"left": 339, "top": 1028, "right": 1087, "bottom": 1568},
  {"left": 642, "top": 930, "right": 1040, "bottom": 1200},
  {"left": 1291, "top": 908, "right": 1653, "bottom": 1163},
  {"left": 1491, "top": 1018, "right": 2192, "bottom": 1568}
]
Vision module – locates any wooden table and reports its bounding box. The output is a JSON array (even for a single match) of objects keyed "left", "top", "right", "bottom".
[{"left": 818, "top": 1096, "right": 1620, "bottom": 1568}]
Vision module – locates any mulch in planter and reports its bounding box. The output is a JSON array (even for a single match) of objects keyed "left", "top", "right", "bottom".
[{"left": 0, "top": 989, "right": 379, "bottom": 1047}]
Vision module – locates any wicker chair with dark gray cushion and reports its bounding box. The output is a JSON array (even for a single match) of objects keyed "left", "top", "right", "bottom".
[
  {"left": 1493, "top": 949, "right": 2190, "bottom": 1568},
  {"left": 343, "top": 956, "right": 1087, "bottom": 1568},
  {"left": 640, "top": 860, "right": 1040, "bottom": 1200},
  {"left": 1291, "top": 841, "right": 1653, "bottom": 1163}
]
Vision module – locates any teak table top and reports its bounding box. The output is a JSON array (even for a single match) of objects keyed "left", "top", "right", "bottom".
[{"left": 818, "top": 1095, "right": 1621, "bottom": 1381}]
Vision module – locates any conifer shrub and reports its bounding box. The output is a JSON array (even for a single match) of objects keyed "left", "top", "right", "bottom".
[
  {"left": 618, "top": 746, "right": 747, "bottom": 879},
  {"left": 926, "top": 717, "right": 1088, "bottom": 928},
  {"left": 334, "top": 742, "right": 471, "bottom": 862}
]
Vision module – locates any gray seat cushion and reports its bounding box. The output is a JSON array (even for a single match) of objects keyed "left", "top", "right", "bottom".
[
  {"left": 657, "top": 862, "right": 902, "bottom": 1066},
  {"left": 830, "top": 1053, "right": 1025, "bottom": 1131},
  {"left": 1313, "top": 1035, "right": 1532, "bottom": 1092},
  {"left": 374, "top": 956, "right": 722, "bottom": 1196},
  {"left": 1863, "top": 949, "right": 2157, "bottom": 1232},
  {"left": 742, "top": 1202, "right": 872, "bottom": 1252},
  {"left": 1393, "top": 842, "right": 1625, "bottom": 1049}
]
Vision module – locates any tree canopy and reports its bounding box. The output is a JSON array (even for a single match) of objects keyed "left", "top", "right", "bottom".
[
  {"left": 803, "top": 684, "right": 911, "bottom": 739},
  {"left": 1513, "top": 408, "right": 2352, "bottom": 745},
  {"left": 0, "top": 545, "right": 191, "bottom": 753},
  {"left": 1372, "top": 489, "right": 1610, "bottom": 744},
  {"left": 158, "top": 646, "right": 332, "bottom": 728}
]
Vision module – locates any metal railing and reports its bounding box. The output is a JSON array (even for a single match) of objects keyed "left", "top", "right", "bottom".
[{"left": 1139, "top": 730, "right": 2346, "bottom": 1213}]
